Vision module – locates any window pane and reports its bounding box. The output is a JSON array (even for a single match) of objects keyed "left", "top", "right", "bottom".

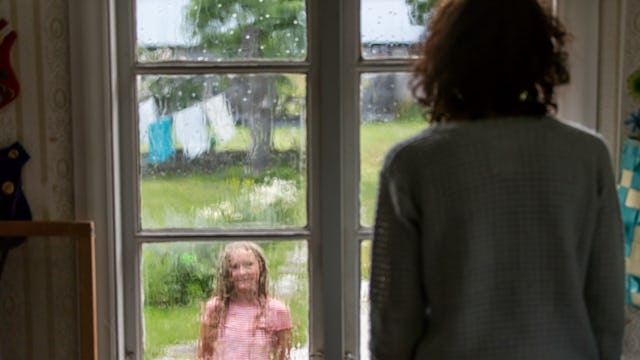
[
  {"left": 136, "top": 0, "right": 307, "bottom": 62},
  {"left": 360, "top": 239, "right": 371, "bottom": 360},
  {"left": 138, "top": 74, "right": 307, "bottom": 229},
  {"left": 141, "top": 240, "right": 309, "bottom": 359},
  {"left": 360, "top": 0, "right": 429, "bottom": 59},
  {"left": 359, "top": 72, "right": 427, "bottom": 227}
]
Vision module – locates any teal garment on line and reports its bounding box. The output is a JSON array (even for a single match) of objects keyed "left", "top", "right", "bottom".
[{"left": 148, "top": 116, "right": 175, "bottom": 164}]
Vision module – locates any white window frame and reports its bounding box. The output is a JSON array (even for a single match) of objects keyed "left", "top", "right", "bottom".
[{"left": 69, "top": 0, "right": 625, "bottom": 359}]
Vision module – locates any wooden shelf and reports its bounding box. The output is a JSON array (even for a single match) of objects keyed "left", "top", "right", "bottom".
[{"left": 0, "top": 220, "right": 96, "bottom": 360}]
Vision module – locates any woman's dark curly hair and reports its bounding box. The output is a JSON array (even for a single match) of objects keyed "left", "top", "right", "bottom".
[{"left": 412, "top": 0, "right": 570, "bottom": 122}]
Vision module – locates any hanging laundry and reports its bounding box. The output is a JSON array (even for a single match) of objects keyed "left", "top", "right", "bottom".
[
  {"left": 148, "top": 116, "right": 175, "bottom": 164},
  {"left": 174, "top": 104, "right": 210, "bottom": 159},
  {"left": 204, "top": 94, "right": 236, "bottom": 144},
  {"left": 138, "top": 97, "right": 157, "bottom": 148}
]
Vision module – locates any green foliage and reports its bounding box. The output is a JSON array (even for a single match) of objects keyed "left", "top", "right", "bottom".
[
  {"left": 395, "top": 99, "right": 425, "bottom": 122},
  {"left": 185, "top": 0, "right": 306, "bottom": 59},
  {"left": 146, "top": 76, "right": 206, "bottom": 115},
  {"left": 274, "top": 75, "right": 305, "bottom": 119},
  {"left": 143, "top": 76, "right": 235, "bottom": 116},
  {"left": 143, "top": 243, "right": 223, "bottom": 307},
  {"left": 405, "top": 0, "right": 439, "bottom": 25}
]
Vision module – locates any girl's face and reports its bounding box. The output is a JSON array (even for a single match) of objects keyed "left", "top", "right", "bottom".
[{"left": 228, "top": 249, "right": 260, "bottom": 295}]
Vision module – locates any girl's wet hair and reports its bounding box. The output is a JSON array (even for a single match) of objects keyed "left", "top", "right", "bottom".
[
  {"left": 198, "top": 242, "right": 270, "bottom": 358},
  {"left": 219, "top": 241, "right": 269, "bottom": 301},
  {"left": 412, "top": 0, "right": 570, "bottom": 122}
]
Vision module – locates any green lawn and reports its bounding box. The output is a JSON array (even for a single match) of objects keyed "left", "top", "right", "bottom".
[
  {"left": 359, "top": 120, "right": 427, "bottom": 226},
  {"left": 144, "top": 304, "right": 201, "bottom": 359},
  {"left": 140, "top": 167, "right": 307, "bottom": 229}
]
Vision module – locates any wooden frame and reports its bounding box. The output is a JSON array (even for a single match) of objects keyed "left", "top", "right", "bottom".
[{"left": 0, "top": 220, "right": 96, "bottom": 360}]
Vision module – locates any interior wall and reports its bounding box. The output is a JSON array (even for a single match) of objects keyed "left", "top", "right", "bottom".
[
  {"left": 0, "top": 0, "right": 77, "bottom": 359},
  {"left": 555, "top": 0, "right": 600, "bottom": 129}
]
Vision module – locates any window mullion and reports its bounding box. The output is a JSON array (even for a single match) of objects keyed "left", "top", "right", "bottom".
[
  {"left": 340, "top": 0, "right": 362, "bottom": 358},
  {"left": 114, "top": 0, "right": 143, "bottom": 357},
  {"left": 309, "top": 0, "right": 350, "bottom": 358}
]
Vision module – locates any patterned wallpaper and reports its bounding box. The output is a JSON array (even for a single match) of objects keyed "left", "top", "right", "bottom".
[
  {"left": 0, "top": 0, "right": 76, "bottom": 359},
  {"left": 623, "top": 0, "right": 640, "bottom": 356},
  {"left": 0, "top": 0, "right": 638, "bottom": 359}
]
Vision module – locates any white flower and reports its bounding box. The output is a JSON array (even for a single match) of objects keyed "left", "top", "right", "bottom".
[
  {"left": 197, "top": 201, "right": 242, "bottom": 221},
  {"left": 248, "top": 178, "right": 298, "bottom": 209}
]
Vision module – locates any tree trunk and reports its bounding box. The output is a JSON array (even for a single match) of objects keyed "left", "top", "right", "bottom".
[
  {"left": 248, "top": 106, "right": 272, "bottom": 173},
  {"left": 232, "top": 29, "right": 276, "bottom": 174},
  {"left": 234, "top": 74, "right": 275, "bottom": 174}
]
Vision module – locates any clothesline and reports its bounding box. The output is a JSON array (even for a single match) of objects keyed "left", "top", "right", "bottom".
[{"left": 140, "top": 93, "right": 236, "bottom": 163}]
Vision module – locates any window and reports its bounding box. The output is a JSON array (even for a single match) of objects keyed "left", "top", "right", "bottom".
[
  {"left": 115, "top": 0, "right": 429, "bottom": 358},
  {"left": 65, "top": 0, "right": 605, "bottom": 359}
]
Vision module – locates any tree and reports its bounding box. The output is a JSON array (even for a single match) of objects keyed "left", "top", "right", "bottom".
[
  {"left": 186, "top": 0, "right": 306, "bottom": 60},
  {"left": 185, "top": 0, "right": 306, "bottom": 173},
  {"left": 405, "top": 0, "right": 438, "bottom": 26},
  {"left": 146, "top": 76, "right": 207, "bottom": 116}
]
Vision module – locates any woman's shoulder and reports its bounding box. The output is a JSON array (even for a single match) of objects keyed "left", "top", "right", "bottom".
[
  {"left": 381, "top": 125, "right": 447, "bottom": 174},
  {"left": 548, "top": 117, "right": 611, "bottom": 154}
]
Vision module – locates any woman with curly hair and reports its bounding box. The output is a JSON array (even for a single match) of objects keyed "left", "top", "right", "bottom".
[
  {"left": 198, "top": 242, "right": 292, "bottom": 360},
  {"left": 369, "top": 0, "right": 625, "bottom": 359}
]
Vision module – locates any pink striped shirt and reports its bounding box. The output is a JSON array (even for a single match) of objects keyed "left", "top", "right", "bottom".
[{"left": 203, "top": 297, "right": 293, "bottom": 360}]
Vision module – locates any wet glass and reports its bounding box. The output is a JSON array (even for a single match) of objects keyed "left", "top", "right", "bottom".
[
  {"left": 360, "top": 0, "right": 427, "bottom": 59},
  {"left": 137, "top": 74, "right": 307, "bottom": 229},
  {"left": 360, "top": 239, "right": 371, "bottom": 360},
  {"left": 141, "top": 240, "right": 309, "bottom": 359},
  {"left": 359, "top": 72, "right": 427, "bottom": 227},
  {"left": 136, "top": 0, "right": 307, "bottom": 62}
]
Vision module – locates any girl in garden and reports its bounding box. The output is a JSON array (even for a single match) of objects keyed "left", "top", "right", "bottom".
[{"left": 198, "top": 241, "right": 293, "bottom": 360}]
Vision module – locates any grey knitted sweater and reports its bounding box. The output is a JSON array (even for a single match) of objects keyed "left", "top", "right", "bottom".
[{"left": 369, "top": 116, "right": 625, "bottom": 360}]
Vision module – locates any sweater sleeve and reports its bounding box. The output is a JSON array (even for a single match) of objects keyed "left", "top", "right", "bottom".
[
  {"left": 584, "top": 141, "right": 625, "bottom": 360},
  {"left": 369, "top": 166, "right": 426, "bottom": 360}
]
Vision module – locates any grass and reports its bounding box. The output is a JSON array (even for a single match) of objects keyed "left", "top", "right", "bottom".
[
  {"left": 144, "top": 304, "right": 201, "bottom": 359},
  {"left": 141, "top": 167, "right": 306, "bottom": 229},
  {"left": 359, "top": 119, "right": 427, "bottom": 226},
  {"left": 361, "top": 240, "right": 372, "bottom": 280}
]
